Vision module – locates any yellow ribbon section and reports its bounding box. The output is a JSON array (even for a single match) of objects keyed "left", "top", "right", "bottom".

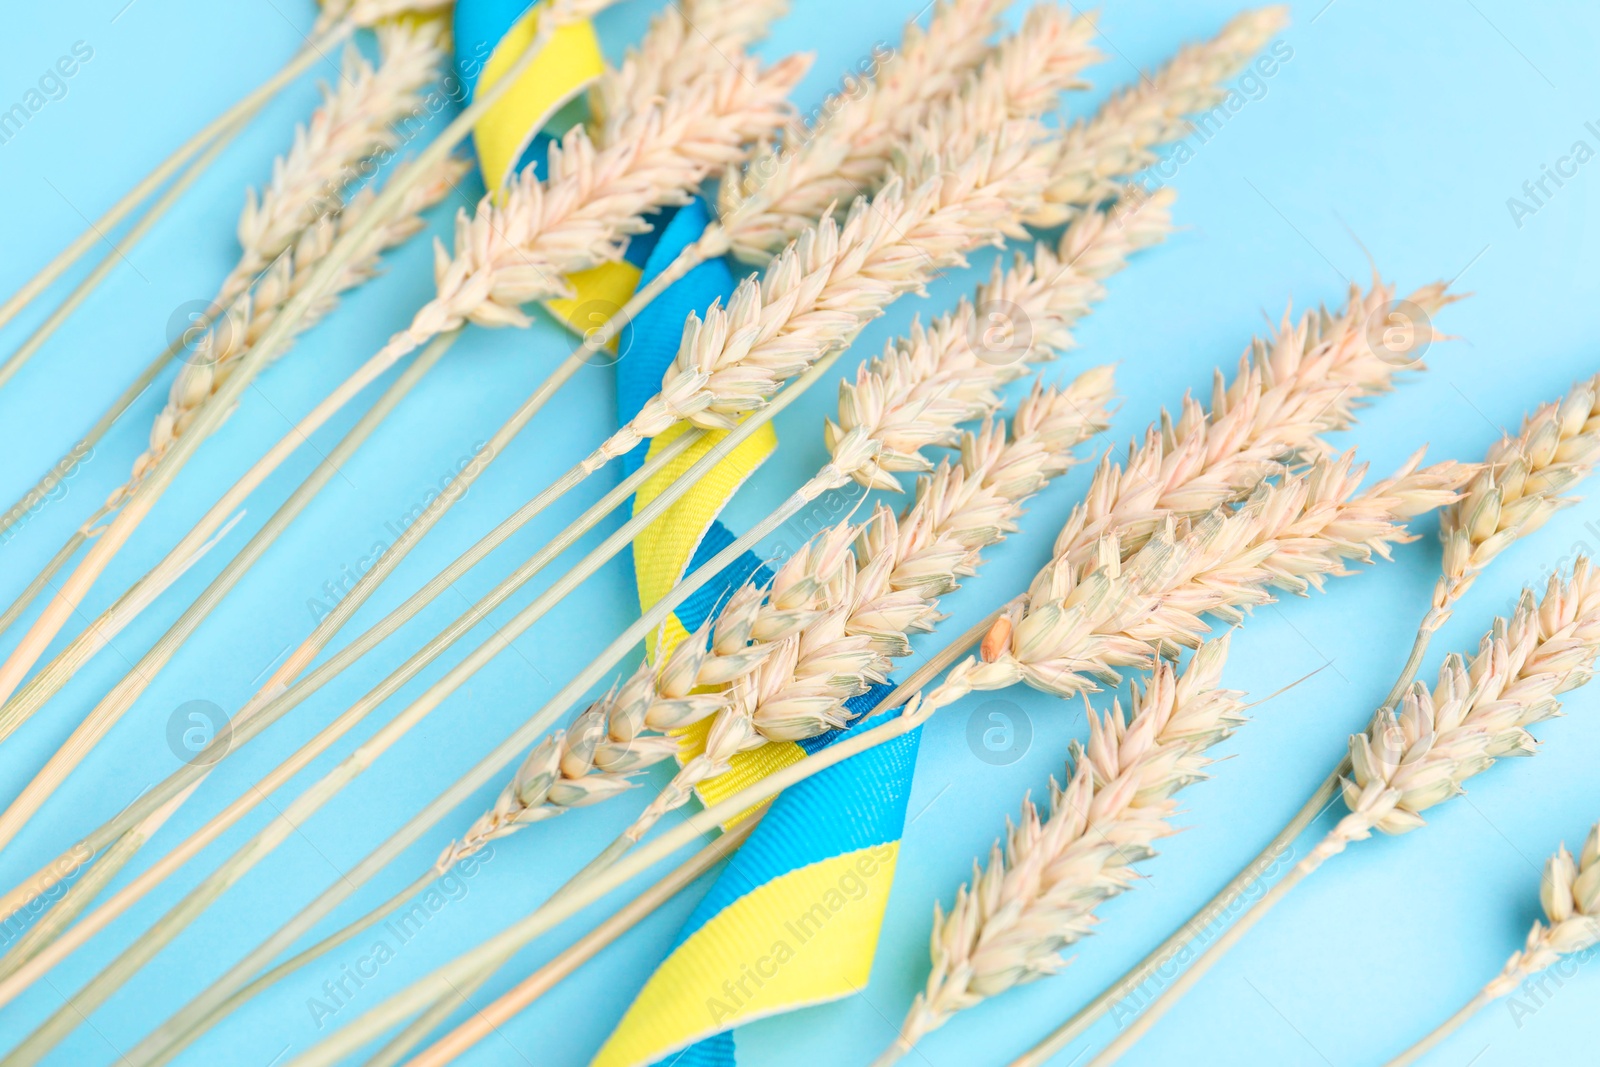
[
  {"left": 473, "top": 2, "right": 603, "bottom": 192},
  {"left": 592, "top": 844, "right": 900, "bottom": 1067}
]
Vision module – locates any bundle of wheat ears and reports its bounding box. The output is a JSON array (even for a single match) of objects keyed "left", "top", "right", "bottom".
[{"left": 4, "top": 3, "right": 1597, "bottom": 1067}]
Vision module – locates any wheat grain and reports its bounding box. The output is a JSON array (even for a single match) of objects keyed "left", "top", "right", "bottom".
[{"left": 1033, "top": 6, "right": 1290, "bottom": 226}]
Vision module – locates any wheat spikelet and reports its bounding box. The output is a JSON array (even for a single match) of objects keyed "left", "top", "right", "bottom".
[
  {"left": 1322, "top": 561, "right": 1600, "bottom": 857},
  {"left": 439, "top": 379, "right": 1113, "bottom": 865},
  {"left": 120, "top": 154, "right": 467, "bottom": 497},
  {"left": 719, "top": 1, "right": 1086, "bottom": 262},
  {"left": 1032, "top": 6, "right": 1289, "bottom": 226},
  {"left": 341, "top": 0, "right": 458, "bottom": 27},
  {"left": 891, "top": 638, "right": 1245, "bottom": 1054},
  {"left": 1437, "top": 375, "right": 1600, "bottom": 604},
  {"left": 226, "top": 22, "right": 445, "bottom": 300}
]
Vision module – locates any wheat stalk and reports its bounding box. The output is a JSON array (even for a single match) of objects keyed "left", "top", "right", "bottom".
[
  {"left": 1087, "top": 560, "right": 1600, "bottom": 1066},
  {"left": 1389, "top": 821, "right": 1600, "bottom": 1066},
  {"left": 0, "top": 38, "right": 624, "bottom": 1061},
  {"left": 889, "top": 640, "right": 1244, "bottom": 1061},
  {"left": 1033, "top": 5, "right": 1289, "bottom": 226}
]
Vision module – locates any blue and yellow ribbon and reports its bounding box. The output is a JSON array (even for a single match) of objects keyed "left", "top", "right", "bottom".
[
  {"left": 595, "top": 696, "right": 922, "bottom": 1067},
  {"left": 455, "top": 8, "right": 916, "bottom": 1060}
]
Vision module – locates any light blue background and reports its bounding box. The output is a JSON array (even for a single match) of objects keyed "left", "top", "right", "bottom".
[{"left": 2, "top": 1, "right": 1599, "bottom": 1064}]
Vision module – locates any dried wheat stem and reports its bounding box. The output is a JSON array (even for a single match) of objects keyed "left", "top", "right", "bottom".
[
  {"left": 0, "top": 46, "right": 613, "bottom": 1050},
  {"left": 1089, "top": 560, "right": 1600, "bottom": 1065},
  {"left": 16, "top": 350, "right": 847, "bottom": 1067},
  {"left": 1033, "top": 6, "right": 1290, "bottom": 225},
  {"left": 1388, "top": 822, "right": 1600, "bottom": 1066}
]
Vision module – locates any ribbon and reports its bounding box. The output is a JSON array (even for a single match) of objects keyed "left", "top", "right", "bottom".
[
  {"left": 595, "top": 695, "right": 922, "bottom": 1067},
  {"left": 454, "top": 9, "right": 915, "bottom": 1059}
]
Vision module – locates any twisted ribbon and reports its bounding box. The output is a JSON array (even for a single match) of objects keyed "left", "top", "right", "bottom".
[{"left": 455, "top": 9, "right": 917, "bottom": 1061}]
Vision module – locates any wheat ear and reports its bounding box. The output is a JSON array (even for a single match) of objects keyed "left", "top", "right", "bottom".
[
  {"left": 1033, "top": 5, "right": 1290, "bottom": 225},
  {"left": 881, "top": 640, "right": 1245, "bottom": 1063},
  {"left": 1088, "top": 560, "right": 1600, "bottom": 1066},
  {"left": 1388, "top": 821, "right": 1600, "bottom": 1066},
  {"left": 446, "top": 378, "right": 1113, "bottom": 862},
  {"left": 1381, "top": 375, "right": 1600, "bottom": 708}
]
